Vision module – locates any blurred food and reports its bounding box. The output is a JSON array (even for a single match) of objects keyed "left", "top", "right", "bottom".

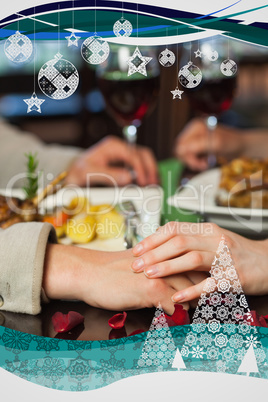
[
  {"left": 0, "top": 171, "right": 67, "bottom": 229},
  {"left": 216, "top": 158, "right": 268, "bottom": 208},
  {"left": 0, "top": 170, "right": 125, "bottom": 243},
  {"left": 44, "top": 196, "right": 125, "bottom": 244}
]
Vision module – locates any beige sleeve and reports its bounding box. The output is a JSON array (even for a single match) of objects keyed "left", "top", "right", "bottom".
[
  {"left": 0, "top": 222, "right": 57, "bottom": 315},
  {"left": 0, "top": 119, "right": 81, "bottom": 188}
]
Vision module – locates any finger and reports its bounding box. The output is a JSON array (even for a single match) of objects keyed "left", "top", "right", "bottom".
[
  {"left": 132, "top": 236, "right": 207, "bottom": 272},
  {"left": 128, "top": 149, "right": 148, "bottom": 186},
  {"left": 163, "top": 274, "right": 193, "bottom": 314},
  {"left": 84, "top": 166, "right": 134, "bottom": 186},
  {"left": 132, "top": 222, "right": 217, "bottom": 256},
  {"left": 138, "top": 147, "right": 159, "bottom": 185},
  {"left": 185, "top": 153, "right": 208, "bottom": 171},
  {"left": 171, "top": 278, "right": 208, "bottom": 303},
  {"left": 144, "top": 251, "right": 214, "bottom": 278}
]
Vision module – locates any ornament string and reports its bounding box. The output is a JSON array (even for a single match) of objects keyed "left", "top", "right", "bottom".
[
  {"left": 33, "top": 7, "right": 36, "bottom": 94},
  {"left": 176, "top": 28, "right": 179, "bottom": 87},
  {"left": 72, "top": 0, "right": 75, "bottom": 30},
  {"left": 58, "top": 4, "right": 60, "bottom": 53},
  {"left": 95, "top": 0, "right": 97, "bottom": 34},
  {"left": 137, "top": 3, "right": 138, "bottom": 38}
]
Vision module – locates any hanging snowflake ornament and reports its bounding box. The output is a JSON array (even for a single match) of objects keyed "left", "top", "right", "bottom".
[
  {"left": 127, "top": 47, "right": 152, "bottom": 77},
  {"left": 81, "top": 35, "right": 110, "bottom": 65},
  {"left": 113, "top": 17, "right": 133, "bottom": 37},
  {"left": 65, "top": 32, "right": 81, "bottom": 47},
  {"left": 171, "top": 87, "right": 184, "bottom": 100},
  {"left": 180, "top": 235, "right": 267, "bottom": 374},
  {"left": 4, "top": 31, "right": 33, "bottom": 63},
  {"left": 194, "top": 49, "right": 203, "bottom": 58},
  {"left": 220, "top": 59, "right": 237, "bottom": 77},
  {"left": 23, "top": 92, "right": 45, "bottom": 113},
  {"left": 158, "top": 48, "right": 176, "bottom": 67},
  {"left": 206, "top": 50, "right": 219, "bottom": 61},
  {"left": 38, "top": 53, "right": 79, "bottom": 100},
  {"left": 178, "top": 61, "right": 202, "bottom": 89},
  {"left": 137, "top": 304, "right": 177, "bottom": 371}
]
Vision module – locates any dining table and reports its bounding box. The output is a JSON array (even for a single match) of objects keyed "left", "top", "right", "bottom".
[{"left": 0, "top": 158, "right": 268, "bottom": 341}]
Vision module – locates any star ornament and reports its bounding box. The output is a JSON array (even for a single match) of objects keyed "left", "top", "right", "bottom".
[
  {"left": 24, "top": 93, "right": 45, "bottom": 113},
  {"left": 127, "top": 47, "right": 152, "bottom": 77},
  {"left": 171, "top": 87, "right": 184, "bottom": 100},
  {"left": 194, "top": 49, "right": 203, "bottom": 58},
  {"left": 65, "top": 32, "right": 81, "bottom": 47}
]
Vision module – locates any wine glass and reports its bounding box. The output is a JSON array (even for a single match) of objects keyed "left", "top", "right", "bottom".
[
  {"left": 180, "top": 38, "right": 237, "bottom": 169},
  {"left": 96, "top": 44, "right": 160, "bottom": 158}
]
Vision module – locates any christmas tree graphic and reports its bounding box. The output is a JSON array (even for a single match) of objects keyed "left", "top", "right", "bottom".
[
  {"left": 180, "top": 235, "right": 267, "bottom": 374},
  {"left": 172, "top": 348, "right": 186, "bottom": 371},
  {"left": 137, "top": 304, "right": 176, "bottom": 371}
]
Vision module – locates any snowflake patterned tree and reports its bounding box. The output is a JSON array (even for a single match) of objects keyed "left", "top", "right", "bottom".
[
  {"left": 137, "top": 304, "right": 176, "bottom": 371},
  {"left": 181, "top": 235, "right": 266, "bottom": 374}
]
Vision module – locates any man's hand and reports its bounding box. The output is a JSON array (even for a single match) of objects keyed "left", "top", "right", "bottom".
[{"left": 66, "top": 136, "right": 158, "bottom": 187}]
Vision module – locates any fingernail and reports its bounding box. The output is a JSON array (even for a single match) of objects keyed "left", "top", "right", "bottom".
[
  {"left": 172, "top": 292, "right": 185, "bottom": 303},
  {"left": 132, "top": 258, "right": 144, "bottom": 271},
  {"left": 144, "top": 266, "right": 159, "bottom": 277},
  {"left": 133, "top": 244, "right": 144, "bottom": 256}
]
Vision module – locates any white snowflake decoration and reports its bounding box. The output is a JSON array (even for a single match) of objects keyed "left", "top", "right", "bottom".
[
  {"left": 180, "top": 235, "right": 267, "bottom": 374},
  {"left": 38, "top": 53, "right": 79, "bottom": 100},
  {"left": 65, "top": 32, "right": 81, "bottom": 47},
  {"left": 158, "top": 48, "right": 176, "bottom": 67},
  {"left": 127, "top": 47, "right": 152, "bottom": 77},
  {"left": 4, "top": 31, "right": 33, "bottom": 63},
  {"left": 206, "top": 50, "right": 219, "bottom": 61},
  {"left": 178, "top": 61, "right": 202, "bottom": 89},
  {"left": 23, "top": 92, "right": 45, "bottom": 113},
  {"left": 138, "top": 304, "right": 176, "bottom": 370},
  {"left": 113, "top": 17, "right": 133, "bottom": 37},
  {"left": 81, "top": 35, "right": 110, "bottom": 65},
  {"left": 220, "top": 59, "right": 237, "bottom": 77},
  {"left": 170, "top": 87, "right": 184, "bottom": 100}
]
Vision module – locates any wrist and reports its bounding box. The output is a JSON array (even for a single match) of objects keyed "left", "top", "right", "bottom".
[{"left": 43, "top": 244, "right": 87, "bottom": 301}]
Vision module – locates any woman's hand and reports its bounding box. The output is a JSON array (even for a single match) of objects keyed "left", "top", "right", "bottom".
[
  {"left": 131, "top": 222, "right": 268, "bottom": 303},
  {"left": 175, "top": 118, "right": 243, "bottom": 171}
]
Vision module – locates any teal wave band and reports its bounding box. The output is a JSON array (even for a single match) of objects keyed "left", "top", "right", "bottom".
[{"left": 0, "top": 325, "right": 268, "bottom": 391}]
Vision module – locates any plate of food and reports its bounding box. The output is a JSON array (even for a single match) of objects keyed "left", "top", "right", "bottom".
[
  {"left": 0, "top": 170, "right": 163, "bottom": 251},
  {"left": 167, "top": 158, "right": 268, "bottom": 236}
]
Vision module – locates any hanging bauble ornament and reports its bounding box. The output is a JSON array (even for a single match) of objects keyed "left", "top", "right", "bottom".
[
  {"left": 4, "top": 31, "right": 33, "bottom": 63},
  {"left": 206, "top": 50, "right": 219, "bottom": 61},
  {"left": 158, "top": 48, "right": 176, "bottom": 67},
  {"left": 113, "top": 17, "right": 133, "bottom": 37},
  {"left": 178, "top": 61, "right": 202, "bottom": 89},
  {"left": 38, "top": 53, "right": 79, "bottom": 100},
  {"left": 81, "top": 35, "right": 110, "bottom": 65},
  {"left": 220, "top": 59, "right": 237, "bottom": 77}
]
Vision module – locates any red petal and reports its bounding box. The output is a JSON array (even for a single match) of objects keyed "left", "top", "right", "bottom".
[
  {"left": 165, "top": 304, "right": 190, "bottom": 326},
  {"left": 52, "top": 311, "right": 84, "bottom": 333},
  {"left": 128, "top": 329, "right": 145, "bottom": 336},
  {"left": 108, "top": 312, "right": 127, "bottom": 329},
  {"left": 109, "top": 327, "right": 127, "bottom": 339},
  {"left": 245, "top": 310, "right": 268, "bottom": 327}
]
